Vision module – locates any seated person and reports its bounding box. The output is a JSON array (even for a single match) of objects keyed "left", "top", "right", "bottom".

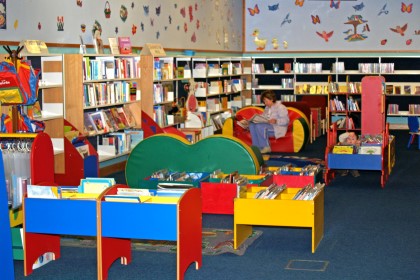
[
  {"left": 240, "top": 90, "right": 289, "bottom": 154},
  {"left": 338, "top": 131, "right": 361, "bottom": 177}
]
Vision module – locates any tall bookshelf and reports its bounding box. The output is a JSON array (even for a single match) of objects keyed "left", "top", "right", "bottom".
[
  {"left": 189, "top": 56, "right": 252, "bottom": 133},
  {"left": 249, "top": 55, "right": 420, "bottom": 129},
  {"left": 64, "top": 54, "right": 142, "bottom": 174},
  {"left": 139, "top": 55, "right": 186, "bottom": 128}
]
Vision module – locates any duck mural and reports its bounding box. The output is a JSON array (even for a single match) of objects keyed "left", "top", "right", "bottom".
[{"left": 252, "top": 29, "right": 267, "bottom": 50}]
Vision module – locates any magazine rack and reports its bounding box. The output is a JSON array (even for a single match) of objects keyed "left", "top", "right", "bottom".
[{"left": 23, "top": 185, "right": 202, "bottom": 280}]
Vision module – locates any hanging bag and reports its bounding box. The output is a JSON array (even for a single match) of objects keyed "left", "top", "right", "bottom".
[{"left": 0, "top": 61, "right": 28, "bottom": 104}]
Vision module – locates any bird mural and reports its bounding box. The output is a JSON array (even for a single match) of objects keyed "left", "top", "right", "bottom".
[
  {"left": 390, "top": 23, "right": 408, "bottom": 36},
  {"left": 252, "top": 29, "right": 267, "bottom": 50},
  {"left": 316, "top": 30, "right": 334, "bottom": 42}
]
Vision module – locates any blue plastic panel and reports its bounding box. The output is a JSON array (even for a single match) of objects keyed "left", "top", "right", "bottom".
[
  {"left": 101, "top": 202, "right": 177, "bottom": 240},
  {"left": 328, "top": 153, "right": 382, "bottom": 170},
  {"left": 24, "top": 198, "right": 97, "bottom": 236}
]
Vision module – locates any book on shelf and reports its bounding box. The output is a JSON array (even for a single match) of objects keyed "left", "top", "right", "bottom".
[
  {"left": 74, "top": 142, "right": 90, "bottom": 158},
  {"left": 79, "top": 177, "right": 115, "bottom": 194},
  {"left": 104, "top": 195, "right": 151, "bottom": 203},
  {"left": 27, "top": 185, "right": 59, "bottom": 199},
  {"left": 88, "top": 111, "right": 107, "bottom": 133},
  {"left": 116, "top": 107, "right": 130, "bottom": 127},
  {"left": 254, "top": 184, "right": 286, "bottom": 199},
  {"left": 109, "top": 107, "right": 126, "bottom": 129},
  {"left": 84, "top": 112, "right": 97, "bottom": 135},
  {"left": 118, "top": 36, "right": 132, "bottom": 54},
  {"left": 104, "top": 187, "right": 152, "bottom": 202},
  {"left": 103, "top": 109, "right": 120, "bottom": 131},
  {"left": 108, "top": 37, "right": 120, "bottom": 54},
  {"left": 124, "top": 128, "right": 144, "bottom": 150},
  {"left": 123, "top": 105, "right": 137, "bottom": 127}
]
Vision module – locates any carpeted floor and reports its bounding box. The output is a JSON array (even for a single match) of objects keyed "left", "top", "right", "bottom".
[
  {"left": 12, "top": 130, "right": 420, "bottom": 279},
  {"left": 60, "top": 228, "right": 262, "bottom": 256}
]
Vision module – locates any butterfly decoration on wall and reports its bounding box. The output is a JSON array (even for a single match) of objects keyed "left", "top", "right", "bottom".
[
  {"left": 156, "top": 5, "right": 161, "bottom": 16},
  {"left": 184, "top": 22, "right": 188, "bottom": 33},
  {"left": 353, "top": 2, "right": 365, "bottom": 12},
  {"left": 311, "top": 15, "right": 320, "bottom": 24},
  {"left": 156, "top": 31, "right": 160, "bottom": 39},
  {"left": 378, "top": 4, "right": 389, "bottom": 16},
  {"left": 115, "top": 27, "right": 118, "bottom": 34},
  {"left": 191, "top": 32, "right": 197, "bottom": 43},
  {"left": 401, "top": 2, "right": 413, "bottom": 13},
  {"left": 131, "top": 2, "right": 134, "bottom": 9},
  {"left": 295, "top": 0, "right": 304, "bottom": 7},
  {"left": 140, "top": 22, "right": 144, "bottom": 31},
  {"left": 248, "top": 4, "right": 260, "bottom": 16},
  {"left": 169, "top": 16, "right": 172, "bottom": 24},
  {"left": 330, "top": 0, "right": 340, "bottom": 9},
  {"left": 281, "top": 13, "right": 291, "bottom": 27},
  {"left": 180, "top": 7, "right": 186, "bottom": 18},
  {"left": 196, "top": 19, "right": 200, "bottom": 29},
  {"left": 189, "top": 5, "right": 194, "bottom": 22},
  {"left": 415, "top": 30, "right": 420, "bottom": 35},
  {"left": 131, "top": 24, "right": 137, "bottom": 35},
  {"left": 143, "top": 5, "right": 149, "bottom": 16},
  {"left": 76, "top": 0, "right": 82, "bottom": 7},
  {"left": 316, "top": 31, "right": 334, "bottom": 42},
  {"left": 150, "top": 18, "right": 154, "bottom": 27},
  {"left": 268, "top": 3, "right": 279, "bottom": 11},
  {"left": 390, "top": 23, "right": 408, "bottom": 36},
  {"left": 195, "top": 3, "right": 198, "bottom": 11}
]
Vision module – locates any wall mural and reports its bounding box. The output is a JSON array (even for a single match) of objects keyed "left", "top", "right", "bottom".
[
  {"left": 0, "top": 0, "right": 243, "bottom": 52},
  {"left": 245, "top": 0, "right": 420, "bottom": 52}
]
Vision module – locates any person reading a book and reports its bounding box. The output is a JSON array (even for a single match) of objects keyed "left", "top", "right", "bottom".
[
  {"left": 245, "top": 90, "right": 289, "bottom": 154},
  {"left": 338, "top": 132, "right": 361, "bottom": 177}
]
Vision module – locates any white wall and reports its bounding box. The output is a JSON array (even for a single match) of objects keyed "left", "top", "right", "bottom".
[
  {"left": 245, "top": 0, "right": 420, "bottom": 52},
  {"left": 0, "top": 0, "right": 243, "bottom": 52}
]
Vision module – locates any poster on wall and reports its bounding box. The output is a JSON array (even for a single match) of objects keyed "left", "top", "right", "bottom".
[
  {"left": 245, "top": 0, "right": 420, "bottom": 52},
  {"left": 0, "top": 0, "right": 6, "bottom": 30}
]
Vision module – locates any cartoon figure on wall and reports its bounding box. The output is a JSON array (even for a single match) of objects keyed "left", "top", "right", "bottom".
[{"left": 92, "top": 20, "right": 104, "bottom": 54}]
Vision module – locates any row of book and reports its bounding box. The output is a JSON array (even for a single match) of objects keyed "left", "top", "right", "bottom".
[
  {"left": 385, "top": 84, "right": 420, "bottom": 95},
  {"left": 84, "top": 105, "right": 136, "bottom": 135},
  {"left": 154, "top": 57, "right": 174, "bottom": 80},
  {"left": 336, "top": 117, "right": 357, "bottom": 129},
  {"left": 254, "top": 183, "right": 286, "bottom": 199},
  {"left": 408, "top": 104, "right": 420, "bottom": 114},
  {"left": 83, "top": 81, "right": 134, "bottom": 107},
  {"left": 358, "top": 63, "right": 394, "bottom": 74},
  {"left": 292, "top": 183, "right": 325, "bottom": 200},
  {"left": 153, "top": 83, "right": 174, "bottom": 104},
  {"left": 99, "top": 128, "right": 143, "bottom": 156},
  {"left": 82, "top": 56, "right": 140, "bottom": 81}
]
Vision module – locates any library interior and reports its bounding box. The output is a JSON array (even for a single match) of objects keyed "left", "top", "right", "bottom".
[{"left": 1, "top": 1, "right": 419, "bottom": 280}]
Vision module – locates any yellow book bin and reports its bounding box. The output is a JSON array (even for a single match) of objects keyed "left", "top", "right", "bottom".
[{"left": 234, "top": 186, "right": 324, "bottom": 253}]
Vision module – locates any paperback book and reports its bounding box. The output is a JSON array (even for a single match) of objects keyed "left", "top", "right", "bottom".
[{"left": 118, "top": 36, "right": 132, "bottom": 54}]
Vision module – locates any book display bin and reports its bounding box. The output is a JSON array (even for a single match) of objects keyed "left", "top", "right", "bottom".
[
  {"left": 23, "top": 186, "right": 202, "bottom": 280},
  {"left": 234, "top": 186, "right": 324, "bottom": 253}
]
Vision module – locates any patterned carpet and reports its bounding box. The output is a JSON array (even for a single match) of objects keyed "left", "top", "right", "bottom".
[
  {"left": 61, "top": 228, "right": 262, "bottom": 256},
  {"left": 265, "top": 154, "right": 325, "bottom": 168}
]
